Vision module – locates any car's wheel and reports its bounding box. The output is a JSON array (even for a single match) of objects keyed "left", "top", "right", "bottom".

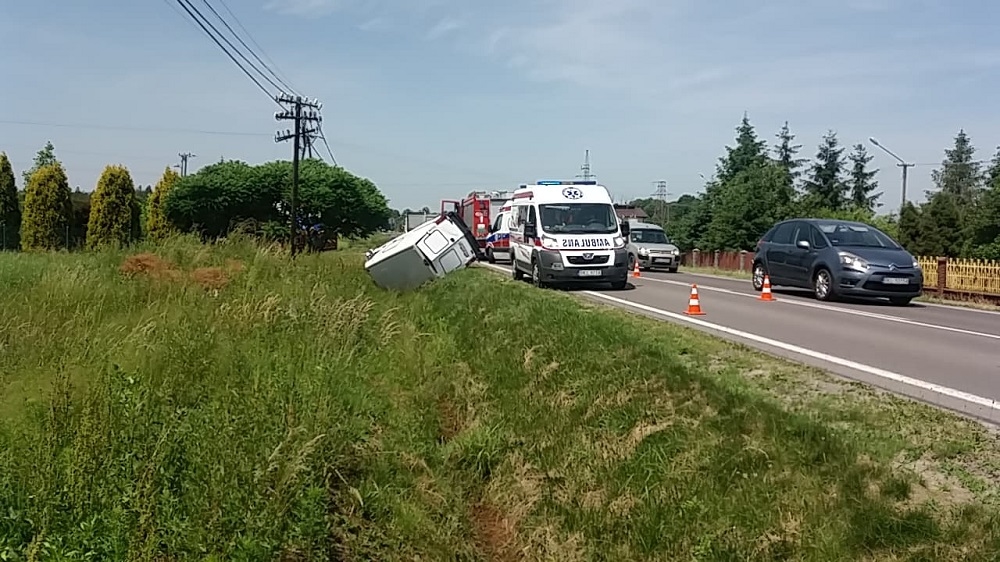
[
  {"left": 531, "top": 259, "right": 546, "bottom": 288},
  {"left": 813, "top": 268, "right": 835, "bottom": 301},
  {"left": 751, "top": 262, "right": 766, "bottom": 291},
  {"left": 668, "top": 267, "right": 678, "bottom": 273},
  {"left": 511, "top": 261, "right": 523, "bottom": 281},
  {"left": 889, "top": 296, "right": 912, "bottom": 306},
  {"left": 627, "top": 253, "right": 637, "bottom": 272}
]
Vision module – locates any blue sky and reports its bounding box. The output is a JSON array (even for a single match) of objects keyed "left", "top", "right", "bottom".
[{"left": 1, "top": 0, "right": 999, "bottom": 211}]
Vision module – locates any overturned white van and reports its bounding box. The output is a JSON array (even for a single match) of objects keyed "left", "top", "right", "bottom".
[{"left": 364, "top": 212, "right": 483, "bottom": 291}]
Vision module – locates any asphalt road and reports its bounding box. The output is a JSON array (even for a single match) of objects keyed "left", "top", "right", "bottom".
[{"left": 481, "top": 262, "right": 1000, "bottom": 423}]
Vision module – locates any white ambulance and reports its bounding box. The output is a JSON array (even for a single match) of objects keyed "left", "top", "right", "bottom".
[
  {"left": 484, "top": 199, "right": 513, "bottom": 263},
  {"left": 508, "top": 180, "right": 631, "bottom": 289}
]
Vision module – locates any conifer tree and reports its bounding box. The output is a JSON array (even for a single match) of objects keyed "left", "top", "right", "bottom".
[
  {"left": 0, "top": 152, "right": 20, "bottom": 250},
  {"left": 802, "top": 130, "right": 847, "bottom": 212},
  {"left": 772, "top": 121, "right": 806, "bottom": 213},
  {"left": 146, "top": 166, "right": 181, "bottom": 241},
  {"left": 21, "top": 163, "right": 73, "bottom": 251},
  {"left": 22, "top": 141, "right": 58, "bottom": 187},
  {"left": 716, "top": 113, "right": 769, "bottom": 184},
  {"left": 847, "top": 143, "right": 881, "bottom": 212},
  {"left": 931, "top": 129, "right": 983, "bottom": 207},
  {"left": 773, "top": 121, "right": 806, "bottom": 182},
  {"left": 87, "top": 165, "right": 140, "bottom": 249}
]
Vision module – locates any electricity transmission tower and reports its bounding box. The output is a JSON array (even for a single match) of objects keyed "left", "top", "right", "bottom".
[
  {"left": 178, "top": 152, "right": 196, "bottom": 176},
  {"left": 274, "top": 93, "right": 322, "bottom": 256},
  {"left": 576, "top": 149, "right": 595, "bottom": 180},
  {"left": 652, "top": 180, "right": 669, "bottom": 225}
]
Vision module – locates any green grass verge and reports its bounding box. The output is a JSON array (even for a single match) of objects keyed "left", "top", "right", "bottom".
[{"left": 1, "top": 236, "right": 1000, "bottom": 560}]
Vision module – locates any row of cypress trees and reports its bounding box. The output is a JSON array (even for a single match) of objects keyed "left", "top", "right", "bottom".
[{"left": 0, "top": 151, "right": 181, "bottom": 251}]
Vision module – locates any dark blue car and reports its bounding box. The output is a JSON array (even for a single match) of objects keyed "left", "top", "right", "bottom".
[{"left": 751, "top": 218, "right": 923, "bottom": 306}]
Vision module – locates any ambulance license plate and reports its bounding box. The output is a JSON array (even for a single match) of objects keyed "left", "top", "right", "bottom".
[{"left": 578, "top": 269, "right": 602, "bottom": 277}]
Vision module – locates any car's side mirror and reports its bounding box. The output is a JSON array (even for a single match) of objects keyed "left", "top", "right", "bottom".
[{"left": 796, "top": 240, "right": 810, "bottom": 250}]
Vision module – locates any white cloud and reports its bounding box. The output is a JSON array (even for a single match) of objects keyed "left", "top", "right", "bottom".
[
  {"left": 426, "top": 17, "right": 463, "bottom": 40},
  {"left": 263, "top": 0, "right": 342, "bottom": 17},
  {"left": 358, "top": 17, "right": 390, "bottom": 32}
]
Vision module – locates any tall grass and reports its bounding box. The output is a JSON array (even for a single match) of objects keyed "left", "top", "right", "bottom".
[{"left": 1, "top": 235, "right": 998, "bottom": 560}]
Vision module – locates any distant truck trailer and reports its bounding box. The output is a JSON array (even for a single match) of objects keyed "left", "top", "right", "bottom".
[{"left": 404, "top": 212, "right": 437, "bottom": 232}]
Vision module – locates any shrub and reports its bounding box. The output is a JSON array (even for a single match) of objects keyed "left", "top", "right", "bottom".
[
  {"left": 20, "top": 163, "right": 72, "bottom": 251},
  {"left": 87, "top": 165, "right": 141, "bottom": 249},
  {"left": 146, "top": 167, "right": 181, "bottom": 241},
  {"left": 0, "top": 152, "right": 20, "bottom": 250}
]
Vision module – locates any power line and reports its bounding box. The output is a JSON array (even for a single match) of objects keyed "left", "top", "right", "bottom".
[
  {"left": 170, "top": 0, "right": 276, "bottom": 100},
  {"left": 181, "top": 0, "right": 286, "bottom": 94},
  {"left": 0, "top": 118, "right": 265, "bottom": 136},
  {"left": 317, "top": 124, "right": 338, "bottom": 166},
  {"left": 216, "top": 0, "right": 299, "bottom": 95},
  {"left": 198, "top": 0, "right": 298, "bottom": 95},
  {"left": 0, "top": 118, "right": 519, "bottom": 179}
]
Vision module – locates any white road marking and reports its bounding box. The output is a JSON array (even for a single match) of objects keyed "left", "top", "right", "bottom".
[
  {"left": 640, "top": 276, "right": 1000, "bottom": 341},
  {"left": 678, "top": 269, "right": 1000, "bottom": 317},
  {"left": 477, "top": 263, "right": 1000, "bottom": 413},
  {"left": 583, "top": 290, "right": 1000, "bottom": 413}
]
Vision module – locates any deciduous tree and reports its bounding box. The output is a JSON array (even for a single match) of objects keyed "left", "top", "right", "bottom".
[
  {"left": 21, "top": 163, "right": 73, "bottom": 251},
  {"left": 0, "top": 152, "right": 20, "bottom": 250},
  {"left": 87, "top": 165, "right": 141, "bottom": 249},
  {"left": 704, "top": 162, "right": 789, "bottom": 250}
]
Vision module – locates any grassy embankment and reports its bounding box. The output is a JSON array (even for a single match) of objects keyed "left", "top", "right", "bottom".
[{"left": 2, "top": 236, "right": 1000, "bottom": 560}]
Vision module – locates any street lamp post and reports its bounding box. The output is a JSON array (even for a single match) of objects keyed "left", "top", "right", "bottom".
[{"left": 868, "top": 137, "right": 914, "bottom": 214}]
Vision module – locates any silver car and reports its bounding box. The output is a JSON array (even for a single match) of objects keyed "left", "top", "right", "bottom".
[{"left": 626, "top": 221, "right": 680, "bottom": 272}]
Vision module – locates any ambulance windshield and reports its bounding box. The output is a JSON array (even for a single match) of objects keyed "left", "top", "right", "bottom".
[{"left": 538, "top": 203, "right": 619, "bottom": 235}]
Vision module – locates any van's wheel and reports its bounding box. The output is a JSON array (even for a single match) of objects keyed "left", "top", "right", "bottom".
[
  {"left": 511, "top": 262, "right": 524, "bottom": 281},
  {"left": 531, "top": 259, "right": 546, "bottom": 288},
  {"left": 486, "top": 248, "right": 495, "bottom": 263}
]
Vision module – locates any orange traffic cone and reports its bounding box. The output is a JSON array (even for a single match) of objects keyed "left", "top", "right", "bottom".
[
  {"left": 684, "top": 284, "right": 705, "bottom": 315},
  {"left": 759, "top": 274, "right": 775, "bottom": 301},
  {"left": 632, "top": 259, "right": 641, "bottom": 278}
]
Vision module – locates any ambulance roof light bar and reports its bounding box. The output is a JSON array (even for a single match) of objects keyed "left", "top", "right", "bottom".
[{"left": 535, "top": 180, "right": 598, "bottom": 186}]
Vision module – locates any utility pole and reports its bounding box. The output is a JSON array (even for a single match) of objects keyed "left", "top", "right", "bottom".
[
  {"left": 178, "top": 152, "right": 196, "bottom": 176},
  {"left": 275, "top": 93, "right": 322, "bottom": 256},
  {"left": 652, "top": 180, "right": 669, "bottom": 226},
  {"left": 576, "top": 149, "right": 594, "bottom": 180},
  {"left": 868, "top": 137, "right": 913, "bottom": 214}
]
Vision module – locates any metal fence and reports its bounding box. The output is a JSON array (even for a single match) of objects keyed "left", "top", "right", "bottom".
[{"left": 684, "top": 250, "right": 1000, "bottom": 300}]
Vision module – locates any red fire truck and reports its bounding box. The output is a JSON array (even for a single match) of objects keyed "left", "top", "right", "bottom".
[{"left": 441, "top": 191, "right": 512, "bottom": 249}]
